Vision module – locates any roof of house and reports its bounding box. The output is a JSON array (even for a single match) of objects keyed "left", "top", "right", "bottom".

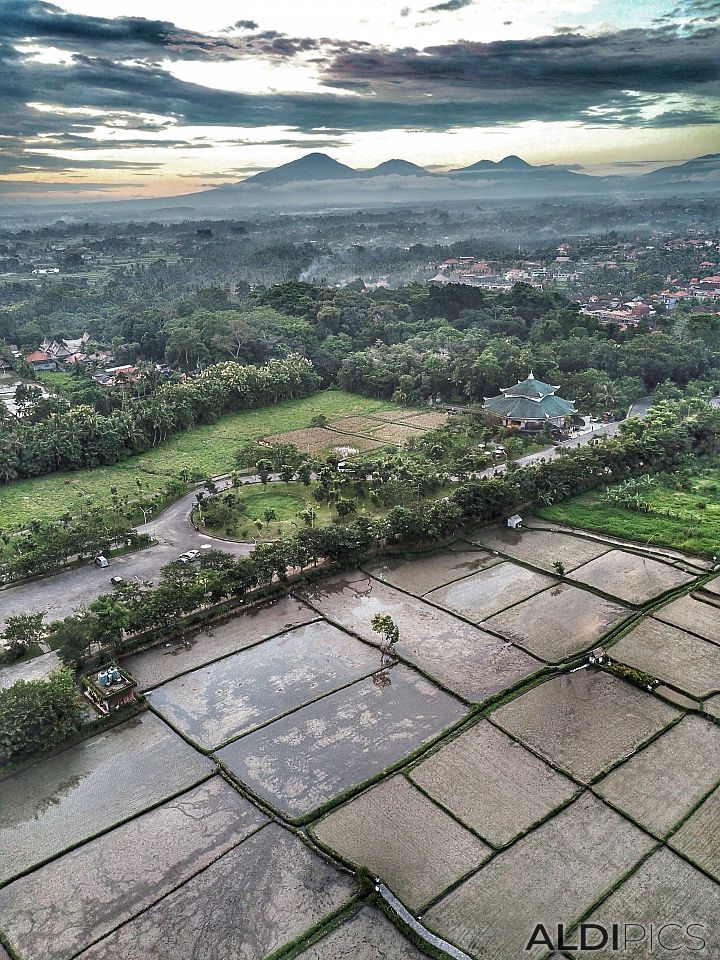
[
  {"left": 24, "top": 351, "right": 52, "bottom": 362},
  {"left": 484, "top": 372, "right": 576, "bottom": 420}
]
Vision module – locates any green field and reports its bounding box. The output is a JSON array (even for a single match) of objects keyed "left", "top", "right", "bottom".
[
  {"left": 0, "top": 391, "right": 395, "bottom": 530},
  {"left": 537, "top": 459, "right": 720, "bottom": 558}
]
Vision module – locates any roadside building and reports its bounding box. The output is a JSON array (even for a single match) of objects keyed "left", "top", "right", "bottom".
[{"left": 483, "top": 372, "right": 577, "bottom": 431}]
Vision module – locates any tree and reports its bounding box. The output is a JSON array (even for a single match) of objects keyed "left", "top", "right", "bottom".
[
  {"left": 279, "top": 464, "right": 295, "bottom": 484},
  {"left": 53, "top": 615, "right": 96, "bottom": 668},
  {"left": 0, "top": 668, "right": 83, "bottom": 763},
  {"left": 371, "top": 613, "right": 400, "bottom": 662},
  {"left": 1, "top": 613, "right": 45, "bottom": 661},
  {"left": 263, "top": 507, "right": 278, "bottom": 527}
]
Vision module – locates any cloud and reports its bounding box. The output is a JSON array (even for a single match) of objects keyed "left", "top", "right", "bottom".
[
  {"left": 0, "top": 1, "right": 717, "bottom": 184},
  {"left": 423, "top": 0, "right": 474, "bottom": 11}
]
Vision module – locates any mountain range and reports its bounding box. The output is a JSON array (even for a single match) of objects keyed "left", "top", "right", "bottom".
[{"left": 8, "top": 152, "right": 720, "bottom": 220}]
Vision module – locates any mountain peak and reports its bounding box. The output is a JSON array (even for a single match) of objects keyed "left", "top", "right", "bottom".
[
  {"left": 244, "top": 153, "right": 357, "bottom": 186},
  {"left": 497, "top": 155, "right": 532, "bottom": 169},
  {"left": 363, "top": 159, "right": 433, "bottom": 177}
]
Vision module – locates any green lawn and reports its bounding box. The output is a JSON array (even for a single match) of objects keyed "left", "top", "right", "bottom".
[
  {"left": 36, "top": 371, "right": 79, "bottom": 391},
  {"left": 0, "top": 391, "right": 395, "bottom": 530},
  {"left": 537, "top": 460, "right": 720, "bottom": 558},
  {"left": 203, "top": 479, "right": 459, "bottom": 543}
]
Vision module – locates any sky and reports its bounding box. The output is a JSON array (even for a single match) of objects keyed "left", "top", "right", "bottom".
[{"left": 0, "top": 0, "right": 718, "bottom": 200}]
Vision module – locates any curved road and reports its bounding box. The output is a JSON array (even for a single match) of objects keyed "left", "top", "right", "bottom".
[{"left": 0, "top": 401, "right": 653, "bottom": 632}]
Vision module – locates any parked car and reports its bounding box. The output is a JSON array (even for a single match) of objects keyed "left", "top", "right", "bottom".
[
  {"left": 110, "top": 576, "right": 125, "bottom": 586},
  {"left": 177, "top": 549, "right": 201, "bottom": 564},
  {"left": 94, "top": 555, "right": 109, "bottom": 568}
]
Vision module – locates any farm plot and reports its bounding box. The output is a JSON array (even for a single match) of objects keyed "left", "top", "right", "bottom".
[
  {"left": 312, "top": 776, "right": 489, "bottom": 911},
  {"left": 409, "top": 720, "right": 578, "bottom": 847},
  {"left": 705, "top": 694, "right": 720, "bottom": 719},
  {"left": 75, "top": 823, "right": 358, "bottom": 960},
  {"left": 399, "top": 410, "right": 449, "bottom": 430},
  {"left": 596, "top": 715, "right": 720, "bottom": 838},
  {"left": 424, "top": 793, "right": 654, "bottom": 960},
  {"left": 217, "top": 665, "right": 467, "bottom": 820},
  {"left": 0, "top": 778, "right": 267, "bottom": 960},
  {"left": 123, "top": 597, "right": 318, "bottom": 689},
  {"left": 302, "top": 572, "right": 543, "bottom": 702},
  {"left": 611, "top": 618, "right": 720, "bottom": 699},
  {"left": 363, "top": 548, "right": 499, "bottom": 597},
  {"left": 0, "top": 712, "right": 212, "bottom": 885},
  {"left": 368, "top": 407, "right": 425, "bottom": 422},
  {"left": 669, "top": 784, "right": 720, "bottom": 881},
  {"left": 703, "top": 576, "right": 720, "bottom": 596},
  {"left": 328, "top": 415, "right": 387, "bottom": 435},
  {"left": 371, "top": 422, "right": 426, "bottom": 445},
  {"left": 426, "top": 562, "right": 557, "bottom": 622},
  {"left": 470, "top": 526, "right": 611, "bottom": 572},
  {"left": 149, "top": 621, "right": 380, "bottom": 750},
  {"left": 568, "top": 549, "right": 695, "bottom": 604},
  {"left": 485, "top": 583, "right": 629, "bottom": 663},
  {"left": 294, "top": 906, "right": 428, "bottom": 960},
  {"left": 585, "top": 847, "right": 720, "bottom": 958},
  {"left": 654, "top": 594, "right": 720, "bottom": 644},
  {"left": 263, "top": 426, "right": 386, "bottom": 455},
  {"left": 492, "top": 670, "right": 679, "bottom": 783}
]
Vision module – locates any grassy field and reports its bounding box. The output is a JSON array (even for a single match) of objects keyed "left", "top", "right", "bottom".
[
  {"left": 537, "top": 459, "right": 720, "bottom": 558},
  {"left": 0, "top": 391, "right": 395, "bottom": 530},
  {"left": 203, "top": 479, "right": 458, "bottom": 543}
]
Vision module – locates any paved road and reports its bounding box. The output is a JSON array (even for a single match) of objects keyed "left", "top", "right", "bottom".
[
  {"left": 0, "top": 486, "right": 257, "bottom": 631},
  {"left": 0, "top": 403, "right": 655, "bottom": 631}
]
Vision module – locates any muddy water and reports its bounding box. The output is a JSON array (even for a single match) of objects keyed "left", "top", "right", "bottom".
[
  {"left": 149, "top": 621, "right": 380, "bottom": 749},
  {"left": 0, "top": 712, "right": 212, "bottom": 884},
  {"left": 218, "top": 664, "right": 468, "bottom": 819}
]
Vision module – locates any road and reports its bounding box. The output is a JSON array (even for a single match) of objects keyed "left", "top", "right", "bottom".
[{"left": 0, "top": 403, "right": 654, "bottom": 632}]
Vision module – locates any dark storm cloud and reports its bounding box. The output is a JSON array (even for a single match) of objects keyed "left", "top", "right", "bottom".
[
  {"left": 0, "top": 0, "right": 321, "bottom": 60},
  {"left": 424, "top": 0, "right": 474, "bottom": 12},
  {"left": 0, "top": 1, "right": 718, "bottom": 180},
  {"left": 323, "top": 27, "right": 720, "bottom": 95}
]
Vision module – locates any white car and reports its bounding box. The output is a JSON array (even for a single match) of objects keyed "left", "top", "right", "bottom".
[{"left": 177, "top": 549, "right": 201, "bottom": 564}]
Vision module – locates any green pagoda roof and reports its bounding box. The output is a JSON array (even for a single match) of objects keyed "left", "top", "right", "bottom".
[
  {"left": 483, "top": 372, "right": 576, "bottom": 420},
  {"left": 483, "top": 393, "right": 576, "bottom": 420},
  {"left": 499, "top": 372, "right": 559, "bottom": 400}
]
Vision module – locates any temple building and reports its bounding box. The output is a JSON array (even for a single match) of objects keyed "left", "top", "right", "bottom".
[{"left": 483, "top": 373, "right": 576, "bottom": 431}]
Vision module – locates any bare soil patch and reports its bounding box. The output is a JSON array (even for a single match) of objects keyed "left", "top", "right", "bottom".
[
  {"left": 294, "top": 906, "right": 429, "bottom": 959},
  {"left": 612, "top": 618, "right": 720, "bottom": 699},
  {"left": 363, "top": 548, "right": 499, "bottom": 597},
  {"left": 312, "top": 776, "right": 490, "bottom": 911},
  {"left": 426, "top": 561, "right": 557, "bottom": 622},
  {"left": 424, "top": 793, "right": 654, "bottom": 960},
  {"left": 75, "top": 823, "right": 357, "bottom": 960},
  {"left": 669, "top": 783, "right": 720, "bottom": 882},
  {"left": 122, "top": 597, "right": 318, "bottom": 689},
  {"left": 217, "top": 665, "right": 467, "bottom": 820},
  {"left": 586, "top": 847, "right": 720, "bottom": 958},
  {"left": 596, "top": 715, "right": 720, "bottom": 837},
  {"left": 0, "top": 778, "right": 266, "bottom": 960},
  {"left": 0, "top": 713, "right": 213, "bottom": 885},
  {"left": 492, "top": 670, "right": 679, "bottom": 783},
  {"left": 471, "top": 526, "right": 611, "bottom": 572},
  {"left": 568, "top": 549, "right": 695, "bottom": 604},
  {"left": 302, "top": 572, "right": 542, "bottom": 703},
  {"left": 409, "top": 720, "right": 578, "bottom": 846},
  {"left": 149, "top": 621, "right": 380, "bottom": 750},
  {"left": 654, "top": 594, "right": 720, "bottom": 645}
]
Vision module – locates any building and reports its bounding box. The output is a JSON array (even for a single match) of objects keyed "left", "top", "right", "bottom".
[
  {"left": 81, "top": 665, "right": 138, "bottom": 716},
  {"left": 24, "top": 351, "right": 58, "bottom": 371},
  {"left": 483, "top": 373, "right": 577, "bottom": 431}
]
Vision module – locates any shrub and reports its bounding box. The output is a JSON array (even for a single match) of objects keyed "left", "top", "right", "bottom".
[{"left": 0, "top": 668, "right": 83, "bottom": 764}]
